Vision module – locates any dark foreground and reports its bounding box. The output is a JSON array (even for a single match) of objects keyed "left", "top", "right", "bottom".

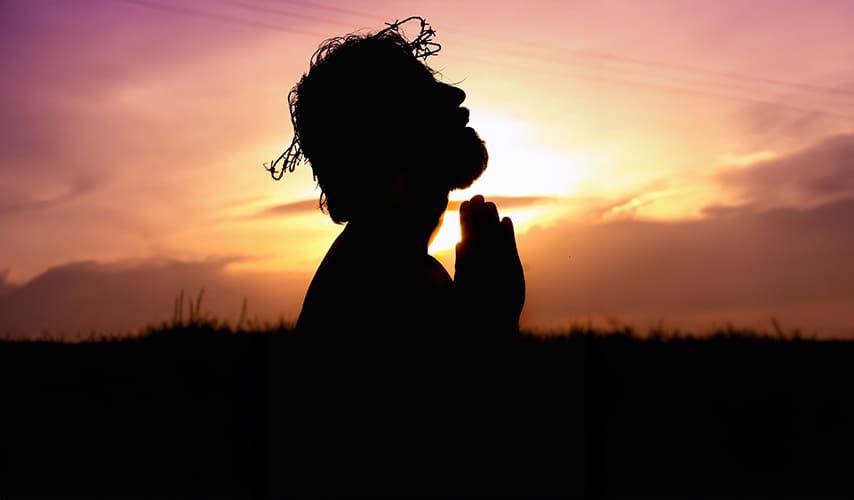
[{"left": 1, "top": 324, "right": 852, "bottom": 498}]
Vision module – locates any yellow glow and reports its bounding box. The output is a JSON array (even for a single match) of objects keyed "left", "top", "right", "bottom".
[
  {"left": 428, "top": 206, "right": 549, "bottom": 255},
  {"left": 720, "top": 151, "right": 776, "bottom": 167},
  {"left": 456, "top": 112, "right": 597, "bottom": 199},
  {"left": 426, "top": 111, "right": 601, "bottom": 255}
]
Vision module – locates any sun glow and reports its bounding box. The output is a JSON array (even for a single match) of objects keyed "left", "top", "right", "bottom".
[
  {"left": 428, "top": 112, "right": 597, "bottom": 254},
  {"left": 428, "top": 206, "right": 547, "bottom": 256},
  {"left": 458, "top": 112, "right": 594, "bottom": 198}
]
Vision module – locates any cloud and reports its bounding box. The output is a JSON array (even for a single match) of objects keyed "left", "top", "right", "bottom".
[
  {"left": 0, "top": 0, "right": 285, "bottom": 183},
  {"left": 4, "top": 197, "right": 854, "bottom": 340},
  {"left": 0, "top": 258, "right": 311, "bottom": 340},
  {"left": 700, "top": 203, "right": 750, "bottom": 217},
  {"left": 254, "top": 199, "right": 321, "bottom": 217},
  {"left": 446, "top": 196, "right": 556, "bottom": 211},
  {"left": 249, "top": 195, "right": 557, "bottom": 219},
  {"left": 0, "top": 269, "right": 18, "bottom": 296},
  {"left": 717, "top": 133, "right": 854, "bottom": 207},
  {"left": 518, "top": 195, "right": 854, "bottom": 337},
  {"left": 732, "top": 93, "right": 854, "bottom": 154},
  {"left": 736, "top": 102, "right": 843, "bottom": 142},
  {"left": 0, "top": 175, "right": 101, "bottom": 216}
]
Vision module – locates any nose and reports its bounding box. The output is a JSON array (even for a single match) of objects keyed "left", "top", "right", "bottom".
[{"left": 437, "top": 82, "right": 466, "bottom": 107}]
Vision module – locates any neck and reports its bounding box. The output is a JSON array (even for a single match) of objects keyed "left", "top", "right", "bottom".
[
  {"left": 344, "top": 212, "right": 436, "bottom": 256},
  {"left": 341, "top": 174, "right": 449, "bottom": 256}
]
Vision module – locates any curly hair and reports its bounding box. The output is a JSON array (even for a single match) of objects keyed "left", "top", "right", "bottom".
[{"left": 268, "top": 17, "right": 442, "bottom": 224}]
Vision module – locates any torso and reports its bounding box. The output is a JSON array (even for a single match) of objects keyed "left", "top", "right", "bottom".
[{"left": 295, "top": 226, "right": 455, "bottom": 339}]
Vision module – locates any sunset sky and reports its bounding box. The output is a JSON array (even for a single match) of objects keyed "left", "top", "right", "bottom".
[{"left": 2, "top": 0, "right": 854, "bottom": 338}]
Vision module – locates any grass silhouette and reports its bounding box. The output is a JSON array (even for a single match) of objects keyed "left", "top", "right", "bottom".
[{"left": 1, "top": 311, "right": 852, "bottom": 497}]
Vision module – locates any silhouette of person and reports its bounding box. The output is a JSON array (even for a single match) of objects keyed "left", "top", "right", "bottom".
[{"left": 269, "top": 18, "right": 525, "bottom": 340}]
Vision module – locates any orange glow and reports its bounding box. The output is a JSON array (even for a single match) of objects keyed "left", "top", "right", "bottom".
[
  {"left": 458, "top": 112, "right": 595, "bottom": 198},
  {"left": 4, "top": 1, "right": 854, "bottom": 337}
]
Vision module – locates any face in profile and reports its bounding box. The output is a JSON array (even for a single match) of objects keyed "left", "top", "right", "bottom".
[
  {"left": 290, "top": 33, "right": 489, "bottom": 223},
  {"left": 404, "top": 73, "right": 489, "bottom": 193}
]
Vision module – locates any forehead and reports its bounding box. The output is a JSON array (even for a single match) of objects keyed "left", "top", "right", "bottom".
[
  {"left": 331, "top": 36, "right": 434, "bottom": 79},
  {"left": 300, "top": 37, "right": 443, "bottom": 114},
  {"left": 363, "top": 43, "right": 436, "bottom": 84}
]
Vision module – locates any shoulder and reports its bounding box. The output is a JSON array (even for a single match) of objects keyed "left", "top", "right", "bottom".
[{"left": 422, "top": 255, "right": 453, "bottom": 289}]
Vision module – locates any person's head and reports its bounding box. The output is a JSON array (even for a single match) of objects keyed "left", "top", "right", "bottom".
[{"left": 274, "top": 19, "right": 488, "bottom": 224}]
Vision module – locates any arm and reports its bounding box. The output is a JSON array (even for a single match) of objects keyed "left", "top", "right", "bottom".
[{"left": 453, "top": 195, "right": 526, "bottom": 337}]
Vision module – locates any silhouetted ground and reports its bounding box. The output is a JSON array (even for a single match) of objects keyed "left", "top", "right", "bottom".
[{"left": 1, "top": 323, "right": 852, "bottom": 498}]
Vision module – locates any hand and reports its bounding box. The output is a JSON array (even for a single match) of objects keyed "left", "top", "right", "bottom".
[{"left": 454, "top": 195, "right": 525, "bottom": 334}]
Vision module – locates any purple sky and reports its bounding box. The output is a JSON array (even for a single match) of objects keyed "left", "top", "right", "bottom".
[{"left": 2, "top": 0, "right": 854, "bottom": 338}]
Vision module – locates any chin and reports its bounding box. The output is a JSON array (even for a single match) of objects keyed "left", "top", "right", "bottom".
[{"left": 446, "top": 127, "right": 488, "bottom": 190}]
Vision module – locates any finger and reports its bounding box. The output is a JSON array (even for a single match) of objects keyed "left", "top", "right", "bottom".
[
  {"left": 501, "top": 216, "right": 519, "bottom": 252},
  {"left": 460, "top": 200, "right": 470, "bottom": 212},
  {"left": 471, "top": 201, "right": 499, "bottom": 243},
  {"left": 501, "top": 216, "right": 515, "bottom": 239},
  {"left": 459, "top": 200, "right": 472, "bottom": 242},
  {"left": 483, "top": 201, "right": 499, "bottom": 224}
]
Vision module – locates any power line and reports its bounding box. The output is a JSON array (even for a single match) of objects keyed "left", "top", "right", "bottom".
[
  {"left": 243, "top": 0, "right": 854, "bottom": 114},
  {"left": 271, "top": 0, "right": 379, "bottom": 21},
  {"left": 115, "top": 0, "right": 854, "bottom": 123},
  {"left": 457, "top": 53, "right": 854, "bottom": 123},
  {"left": 439, "top": 33, "right": 847, "bottom": 112},
  {"left": 218, "top": 0, "right": 373, "bottom": 32},
  {"left": 118, "top": 0, "right": 327, "bottom": 38},
  {"left": 251, "top": 0, "right": 854, "bottom": 119},
  {"left": 450, "top": 29, "right": 854, "bottom": 100},
  {"left": 261, "top": 0, "right": 854, "bottom": 100}
]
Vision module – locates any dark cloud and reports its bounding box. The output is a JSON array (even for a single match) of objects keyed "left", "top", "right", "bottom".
[
  {"left": 520, "top": 196, "right": 854, "bottom": 338},
  {"left": 255, "top": 199, "right": 321, "bottom": 217},
  {"left": 733, "top": 102, "right": 851, "bottom": 151},
  {"left": 251, "top": 195, "right": 556, "bottom": 219},
  {"left": 7, "top": 197, "right": 854, "bottom": 339},
  {"left": 717, "top": 133, "right": 854, "bottom": 206},
  {"left": 8, "top": 196, "right": 852, "bottom": 340},
  {"left": 0, "top": 175, "right": 101, "bottom": 216},
  {"left": 446, "top": 196, "right": 556, "bottom": 211},
  {"left": 220, "top": 196, "right": 266, "bottom": 209},
  {"left": 0, "top": 258, "right": 310, "bottom": 340},
  {"left": 0, "top": 0, "right": 273, "bottom": 178},
  {"left": 0, "top": 2, "right": 155, "bottom": 176},
  {"left": 699, "top": 203, "right": 752, "bottom": 217},
  {"left": 0, "top": 269, "right": 18, "bottom": 296}
]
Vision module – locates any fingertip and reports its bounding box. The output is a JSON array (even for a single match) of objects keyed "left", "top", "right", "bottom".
[
  {"left": 482, "top": 201, "right": 498, "bottom": 221},
  {"left": 501, "top": 216, "right": 516, "bottom": 235},
  {"left": 459, "top": 203, "right": 472, "bottom": 240}
]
